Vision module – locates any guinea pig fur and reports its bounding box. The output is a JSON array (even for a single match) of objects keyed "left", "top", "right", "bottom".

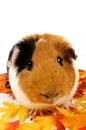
[{"left": 7, "top": 33, "right": 79, "bottom": 110}]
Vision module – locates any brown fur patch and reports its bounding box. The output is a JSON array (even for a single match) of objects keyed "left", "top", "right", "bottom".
[{"left": 18, "top": 34, "right": 76, "bottom": 106}]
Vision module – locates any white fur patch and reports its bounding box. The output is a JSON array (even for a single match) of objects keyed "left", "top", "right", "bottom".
[
  {"left": 61, "top": 60, "right": 79, "bottom": 107},
  {"left": 68, "top": 60, "right": 79, "bottom": 99},
  {"left": 9, "top": 67, "right": 31, "bottom": 107}
]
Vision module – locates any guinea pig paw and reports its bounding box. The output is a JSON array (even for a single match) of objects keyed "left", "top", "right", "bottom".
[
  {"left": 68, "top": 103, "right": 80, "bottom": 109},
  {"left": 61, "top": 104, "right": 70, "bottom": 111},
  {"left": 29, "top": 110, "right": 44, "bottom": 118},
  {"left": 28, "top": 109, "right": 55, "bottom": 118},
  {"left": 61, "top": 101, "right": 79, "bottom": 111}
]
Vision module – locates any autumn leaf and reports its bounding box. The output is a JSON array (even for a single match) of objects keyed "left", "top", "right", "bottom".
[{"left": 6, "top": 120, "right": 20, "bottom": 130}]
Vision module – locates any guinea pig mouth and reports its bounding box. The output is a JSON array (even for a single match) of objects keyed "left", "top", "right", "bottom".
[
  {"left": 40, "top": 92, "right": 59, "bottom": 105},
  {"left": 40, "top": 92, "right": 59, "bottom": 99}
]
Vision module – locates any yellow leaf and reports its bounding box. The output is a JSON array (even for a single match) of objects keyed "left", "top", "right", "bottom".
[
  {"left": 16, "top": 122, "right": 42, "bottom": 130},
  {"left": 0, "top": 107, "right": 7, "bottom": 112},
  {"left": 0, "top": 119, "right": 6, "bottom": 130},
  {"left": 17, "top": 106, "right": 29, "bottom": 121},
  {"left": 56, "top": 106, "right": 74, "bottom": 117}
]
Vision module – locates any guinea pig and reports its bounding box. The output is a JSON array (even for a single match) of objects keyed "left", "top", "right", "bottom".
[{"left": 7, "top": 33, "right": 79, "bottom": 110}]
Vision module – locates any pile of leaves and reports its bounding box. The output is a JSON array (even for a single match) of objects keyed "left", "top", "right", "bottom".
[{"left": 0, "top": 70, "right": 86, "bottom": 130}]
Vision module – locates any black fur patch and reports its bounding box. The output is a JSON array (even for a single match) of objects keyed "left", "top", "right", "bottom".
[{"left": 7, "top": 38, "right": 38, "bottom": 73}]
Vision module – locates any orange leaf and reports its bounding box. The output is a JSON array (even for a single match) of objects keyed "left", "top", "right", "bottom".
[
  {"left": 6, "top": 120, "right": 20, "bottom": 130},
  {"left": 61, "top": 114, "right": 86, "bottom": 130},
  {"left": 0, "top": 73, "right": 14, "bottom": 98},
  {"left": 33, "top": 116, "right": 65, "bottom": 130}
]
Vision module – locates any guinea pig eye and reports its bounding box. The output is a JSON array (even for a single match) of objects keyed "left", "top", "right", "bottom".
[
  {"left": 26, "top": 60, "right": 33, "bottom": 71},
  {"left": 57, "top": 56, "right": 63, "bottom": 66}
]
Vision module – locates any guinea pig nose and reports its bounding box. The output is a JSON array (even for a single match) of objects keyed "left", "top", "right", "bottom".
[
  {"left": 42, "top": 94, "right": 50, "bottom": 99},
  {"left": 41, "top": 93, "right": 58, "bottom": 99}
]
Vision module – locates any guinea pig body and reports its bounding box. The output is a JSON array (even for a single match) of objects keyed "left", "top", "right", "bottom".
[{"left": 7, "top": 34, "right": 79, "bottom": 110}]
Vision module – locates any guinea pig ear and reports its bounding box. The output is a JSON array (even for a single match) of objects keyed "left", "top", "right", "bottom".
[
  {"left": 64, "top": 47, "right": 77, "bottom": 63},
  {"left": 7, "top": 47, "right": 20, "bottom": 68}
]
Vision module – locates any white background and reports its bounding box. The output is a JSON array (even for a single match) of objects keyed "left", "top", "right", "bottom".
[{"left": 0, "top": 0, "right": 86, "bottom": 73}]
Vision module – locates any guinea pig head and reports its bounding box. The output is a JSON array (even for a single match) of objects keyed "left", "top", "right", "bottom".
[{"left": 8, "top": 34, "right": 79, "bottom": 110}]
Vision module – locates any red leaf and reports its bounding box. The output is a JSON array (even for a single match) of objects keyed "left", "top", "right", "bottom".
[
  {"left": 78, "top": 126, "right": 86, "bottom": 130},
  {"left": 6, "top": 120, "right": 20, "bottom": 130},
  {"left": 52, "top": 116, "right": 65, "bottom": 130}
]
